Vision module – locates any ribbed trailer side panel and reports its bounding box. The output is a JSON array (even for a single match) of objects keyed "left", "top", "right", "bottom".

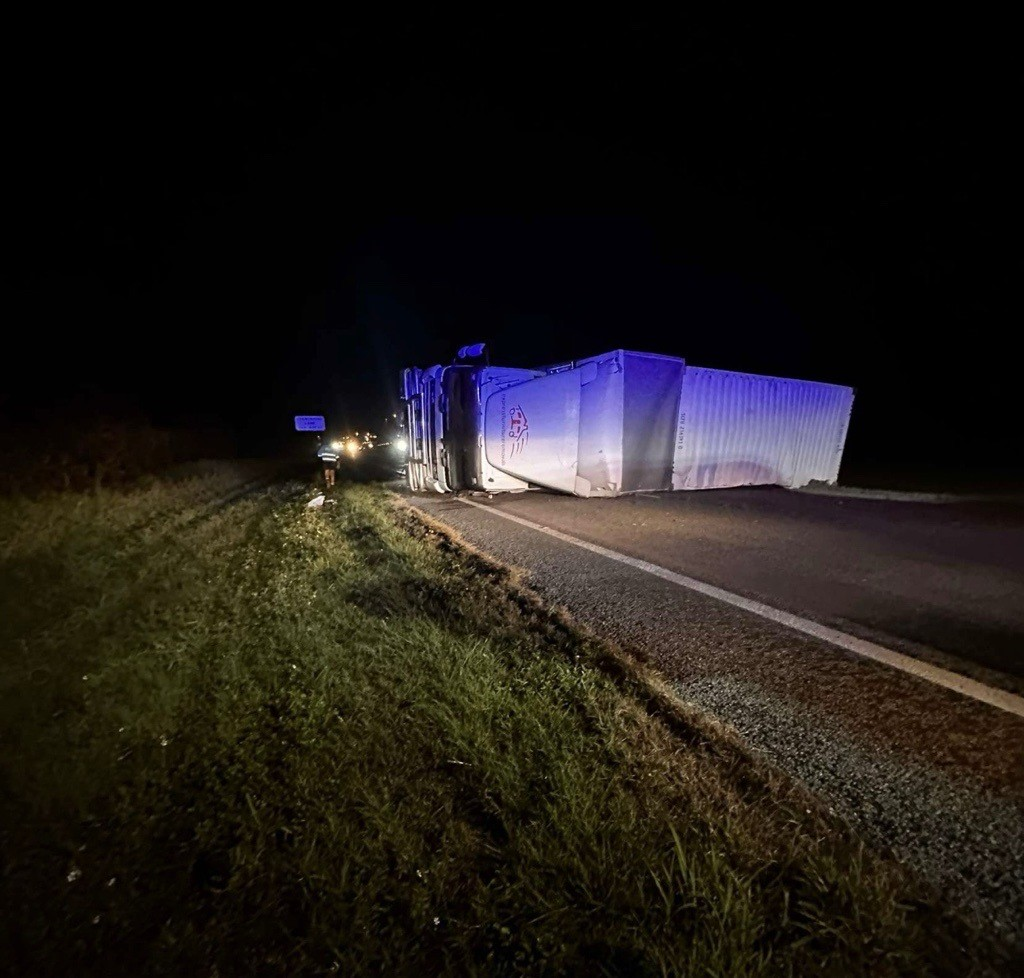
[{"left": 671, "top": 366, "right": 854, "bottom": 490}]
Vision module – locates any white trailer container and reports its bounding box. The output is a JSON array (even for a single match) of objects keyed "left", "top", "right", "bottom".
[{"left": 400, "top": 347, "right": 853, "bottom": 497}]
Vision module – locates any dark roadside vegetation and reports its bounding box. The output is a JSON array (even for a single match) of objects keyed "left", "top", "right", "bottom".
[
  {"left": 836, "top": 455, "right": 1024, "bottom": 497},
  {"left": 0, "top": 419, "right": 237, "bottom": 496},
  {"left": 0, "top": 433, "right": 1016, "bottom": 976}
]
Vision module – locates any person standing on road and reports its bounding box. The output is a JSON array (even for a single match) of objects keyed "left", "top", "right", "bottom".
[{"left": 317, "top": 438, "right": 339, "bottom": 489}]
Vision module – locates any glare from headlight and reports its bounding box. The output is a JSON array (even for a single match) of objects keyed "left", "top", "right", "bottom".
[
  {"left": 394, "top": 437, "right": 408, "bottom": 452},
  {"left": 330, "top": 441, "right": 343, "bottom": 451}
]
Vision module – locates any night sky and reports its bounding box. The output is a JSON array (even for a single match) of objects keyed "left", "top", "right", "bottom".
[{"left": 2, "top": 14, "right": 1019, "bottom": 482}]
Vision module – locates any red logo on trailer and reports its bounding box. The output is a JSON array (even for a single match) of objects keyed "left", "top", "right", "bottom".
[{"left": 508, "top": 405, "right": 528, "bottom": 456}]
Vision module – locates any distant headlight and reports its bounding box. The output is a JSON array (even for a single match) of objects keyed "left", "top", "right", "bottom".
[
  {"left": 394, "top": 437, "right": 408, "bottom": 452},
  {"left": 346, "top": 440, "right": 360, "bottom": 456},
  {"left": 330, "top": 441, "right": 343, "bottom": 451}
]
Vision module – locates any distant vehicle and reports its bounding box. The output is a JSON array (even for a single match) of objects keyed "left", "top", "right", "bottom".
[{"left": 399, "top": 345, "right": 854, "bottom": 497}]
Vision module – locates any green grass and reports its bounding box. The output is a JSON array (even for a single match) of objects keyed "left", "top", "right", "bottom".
[{"left": 0, "top": 467, "right": 994, "bottom": 976}]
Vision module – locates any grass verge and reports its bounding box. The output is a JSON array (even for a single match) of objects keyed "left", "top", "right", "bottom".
[{"left": 0, "top": 471, "right": 1001, "bottom": 976}]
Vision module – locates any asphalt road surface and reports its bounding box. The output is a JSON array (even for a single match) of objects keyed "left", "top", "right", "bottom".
[
  {"left": 398, "top": 482, "right": 1024, "bottom": 951},
  {"left": 428, "top": 486, "right": 1024, "bottom": 683}
]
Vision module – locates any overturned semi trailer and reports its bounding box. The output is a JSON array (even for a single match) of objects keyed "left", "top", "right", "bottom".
[{"left": 400, "top": 346, "right": 854, "bottom": 497}]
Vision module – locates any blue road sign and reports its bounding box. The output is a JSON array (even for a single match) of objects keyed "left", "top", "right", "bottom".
[{"left": 294, "top": 415, "right": 326, "bottom": 432}]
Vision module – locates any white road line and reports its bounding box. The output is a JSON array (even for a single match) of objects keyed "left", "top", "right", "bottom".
[{"left": 452, "top": 497, "right": 1024, "bottom": 718}]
